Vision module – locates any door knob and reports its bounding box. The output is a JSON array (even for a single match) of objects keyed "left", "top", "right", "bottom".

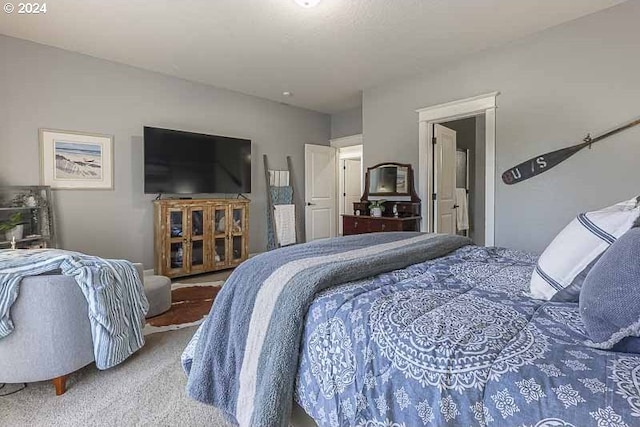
[
  {"left": 306, "top": 202, "right": 316, "bottom": 206},
  {"left": 453, "top": 204, "right": 459, "bottom": 209}
]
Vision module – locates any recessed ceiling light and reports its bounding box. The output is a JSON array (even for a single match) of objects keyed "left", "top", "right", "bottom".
[
  {"left": 294, "top": 0, "right": 321, "bottom": 8},
  {"left": 282, "top": 91, "right": 293, "bottom": 97}
]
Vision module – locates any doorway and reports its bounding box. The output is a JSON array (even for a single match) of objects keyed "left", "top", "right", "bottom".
[
  {"left": 433, "top": 116, "right": 486, "bottom": 245},
  {"left": 417, "top": 92, "right": 498, "bottom": 246},
  {"left": 331, "top": 135, "right": 363, "bottom": 235},
  {"left": 304, "top": 134, "right": 363, "bottom": 241},
  {"left": 337, "top": 145, "right": 363, "bottom": 235}
]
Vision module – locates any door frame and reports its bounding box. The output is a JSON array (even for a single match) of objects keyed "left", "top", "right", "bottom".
[
  {"left": 416, "top": 92, "right": 498, "bottom": 246},
  {"left": 330, "top": 134, "right": 363, "bottom": 235}
]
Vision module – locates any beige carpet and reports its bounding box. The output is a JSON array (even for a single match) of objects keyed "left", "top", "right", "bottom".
[{"left": 0, "top": 327, "right": 233, "bottom": 427}]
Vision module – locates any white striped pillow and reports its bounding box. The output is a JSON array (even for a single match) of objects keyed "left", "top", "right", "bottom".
[{"left": 529, "top": 196, "right": 640, "bottom": 300}]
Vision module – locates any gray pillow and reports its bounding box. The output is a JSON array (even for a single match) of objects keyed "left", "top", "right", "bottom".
[
  {"left": 580, "top": 227, "right": 640, "bottom": 350},
  {"left": 612, "top": 336, "right": 640, "bottom": 353}
]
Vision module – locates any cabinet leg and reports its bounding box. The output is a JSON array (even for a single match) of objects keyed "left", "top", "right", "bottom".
[{"left": 52, "top": 374, "right": 69, "bottom": 396}]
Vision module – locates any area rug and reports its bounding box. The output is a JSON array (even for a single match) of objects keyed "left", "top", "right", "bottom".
[{"left": 143, "top": 281, "right": 223, "bottom": 335}]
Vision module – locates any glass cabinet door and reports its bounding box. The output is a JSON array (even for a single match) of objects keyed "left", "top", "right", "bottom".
[
  {"left": 188, "top": 207, "right": 206, "bottom": 272},
  {"left": 159, "top": 202, "right": 248, "bottom": 277},
  {"left": 167, "top": 208, "right": 186, "bottom": 273},
  {"left": 212, "top": 206, "right": 228, "bottom": 267},
  {"left": 230, "top": 204, "right": 247, "bottom": 264}
]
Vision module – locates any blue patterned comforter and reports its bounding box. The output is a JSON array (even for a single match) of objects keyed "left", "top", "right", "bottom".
[{"left": 295, "top": 245, "right": 640, "bottom": 427}]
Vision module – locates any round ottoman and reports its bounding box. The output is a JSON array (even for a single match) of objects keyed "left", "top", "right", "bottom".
[{"left": 144, "top": 275, "right": 172, "bottom": 318}]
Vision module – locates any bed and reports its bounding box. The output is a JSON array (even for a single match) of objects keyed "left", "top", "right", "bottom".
[{"left": 182, "top": 232, "right": 640, "bottom": 427}]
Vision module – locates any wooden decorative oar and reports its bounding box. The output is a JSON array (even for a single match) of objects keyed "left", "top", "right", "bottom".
[{"left": 502, "top": 117, "right": 640, "bottom": 185}]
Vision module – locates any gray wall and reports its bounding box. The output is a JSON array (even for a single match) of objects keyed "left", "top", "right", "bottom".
[
  {"left": 0, "top": 35, "right": 330, "bottom": 268},
  {"left": 363, "top": 1, "right": 640, "bottom": 253},
  {"left": 331, "top": 106, "right": 363, "bottom": 139}
]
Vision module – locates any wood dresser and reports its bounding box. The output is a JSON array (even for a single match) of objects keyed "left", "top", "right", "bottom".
[
  {"left": 342, "top": 162, "right": 422, "bottom": 236},
  {"left": 153, "top": 198, "right": 249, "bottom": 278},
  {"left": 342, "top": 215, "right": 421, "bottom": 235}
]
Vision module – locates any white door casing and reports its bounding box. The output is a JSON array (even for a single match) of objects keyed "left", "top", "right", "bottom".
[
  {"left": 416, "top": 92, "right": 498, "bottom": 245},
  {"left": 305, "top": 144, "right": 337, "bottom": 242},
  {"left": 434, "top": 124, "right": 457, "bottom": 234}
]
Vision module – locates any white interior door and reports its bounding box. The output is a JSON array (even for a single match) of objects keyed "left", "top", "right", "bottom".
[
  {"left": 305, "top": 144, "right": 337, "bottom": 242},
  {"left": 339, "top": 158, "right": 362, "bottom": 235},
  {"left": 434, "top": 124, "right": 457, "bottom": 234},
  {"left": 344, "top": 158, "right": 362, "bottom": 212}
]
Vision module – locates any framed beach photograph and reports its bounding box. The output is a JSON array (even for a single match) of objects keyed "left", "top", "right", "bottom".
[{"left": 39, "top": 129, "right": 114, "bottom": 190}]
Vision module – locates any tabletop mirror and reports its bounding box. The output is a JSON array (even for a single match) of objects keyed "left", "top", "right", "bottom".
[{"left": 362, "top": 162, "right": 420, "bottom": 202}]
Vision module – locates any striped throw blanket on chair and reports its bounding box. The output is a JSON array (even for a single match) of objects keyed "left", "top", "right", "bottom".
[{"left": 0, "top": 249, "right": 149, "bottom": 369}]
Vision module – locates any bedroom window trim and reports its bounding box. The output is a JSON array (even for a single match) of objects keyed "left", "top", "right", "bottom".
[{"left": 416, "top": 91, "right": 499, "bottom": 246}]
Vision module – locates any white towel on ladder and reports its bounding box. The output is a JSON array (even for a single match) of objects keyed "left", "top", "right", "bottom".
[
  {"left": 455, "top": 188, "right": 469, "bottom": 231},
  {"left": 269, "top": 170, "right": 290, "bottom": 187},
  {"left": 274, "top": 204, "right": 296, "bottom": 246}
]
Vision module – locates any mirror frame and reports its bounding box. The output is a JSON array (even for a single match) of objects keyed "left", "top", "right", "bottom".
[{"left": 361, "top": 162, "right": 421, "bottom": 202}]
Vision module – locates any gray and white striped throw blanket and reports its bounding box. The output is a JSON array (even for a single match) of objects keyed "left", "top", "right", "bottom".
[
  {"left": 0, "top": 249, "right": 149, "bottom": 369},
  {"left": 183, "top": 232, "right": 471, "bottom": 427}
]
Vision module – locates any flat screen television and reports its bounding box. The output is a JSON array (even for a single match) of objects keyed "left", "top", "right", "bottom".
[{"left": 144, "top": 126, "right": 251, "bottom": 194}]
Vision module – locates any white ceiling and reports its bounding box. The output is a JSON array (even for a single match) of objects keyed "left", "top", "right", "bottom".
[{"left": 0, "top": 0, "right": 624, "bottom": 113}]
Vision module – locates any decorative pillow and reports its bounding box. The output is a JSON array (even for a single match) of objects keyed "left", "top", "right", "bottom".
[
  {"left": 580, "top": 227, "right": 640, "bottom": 350},
  {"left": 529, "top": 196, "right": 640, "bottom": 300},
  {"left": 549, "top": 256, "right": 599, "bottom": 303},
  {"left": 612, "top": 337, "right": 640, "bottom": 354}
]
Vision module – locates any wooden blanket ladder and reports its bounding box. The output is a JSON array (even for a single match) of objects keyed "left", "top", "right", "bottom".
[{"left": 263, "top": 155, "right": 301, "bottom": 250}]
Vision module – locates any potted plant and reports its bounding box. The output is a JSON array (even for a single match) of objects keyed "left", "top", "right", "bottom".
[
  {"left": 369, "top": 200, "right": 386, "bottom": 217},
  {"left": 0, "top": 212, "right": 25, "bottom": 241}
]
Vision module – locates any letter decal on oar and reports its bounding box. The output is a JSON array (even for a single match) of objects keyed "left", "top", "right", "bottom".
[{"left": 502, "top": 144, "right": 587, "bottom": 185}]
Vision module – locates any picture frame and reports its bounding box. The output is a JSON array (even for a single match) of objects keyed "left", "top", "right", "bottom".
[{"left": 39, "top": 129, "right": 114, "bottom": 190}]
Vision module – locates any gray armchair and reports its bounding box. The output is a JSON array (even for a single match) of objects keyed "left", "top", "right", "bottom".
[{"left": 0, "top": 264, "right": 149, "bottom": 395}]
